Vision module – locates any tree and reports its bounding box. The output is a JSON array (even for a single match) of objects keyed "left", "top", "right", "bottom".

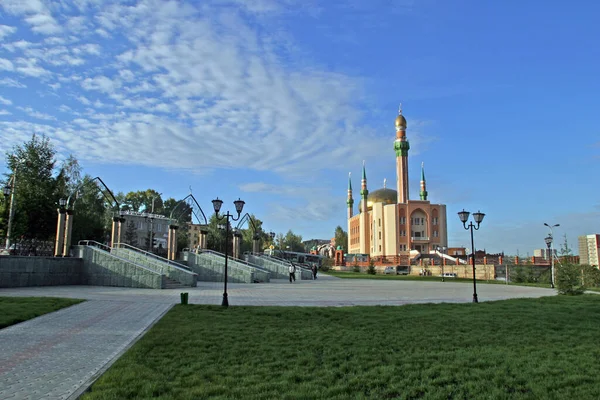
[
  {"left": 206, "top": 212, "right": 232, "bottom": 254},
  {"left": 334, "top": 226, "right": 348, "bottom": 253},
  {"left": 4, "top": 134, "right": 60, "bottom": 241},
  {"left": 284, "top": 230, "right": 303, "bottom": 252},
  {"left": 70, "top": 175, "right": 109, "bottom": 243},
  {"left": 559, "top": 234, "right": 572, "bottom": 257},
  {"left": 238, "top": 214, "right": 264, "bottom": 254},
  {"left": 124, "top": 220, "right": 138, "bottom": 247}
]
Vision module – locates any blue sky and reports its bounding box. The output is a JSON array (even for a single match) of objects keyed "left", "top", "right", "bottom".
[{"left": 0, "top": 0, "right": 598, "bottom": 256}]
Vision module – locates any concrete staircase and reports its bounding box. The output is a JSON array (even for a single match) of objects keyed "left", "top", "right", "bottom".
[
  {"left": 111, "top": 243, "right": 197, "bottom": 287},
  {"left": 183, "top": 250, "right": 270, "bottom": 283},
  {"left": 165, "top": 277, "right": 189, "bottom": 289},
  {"left": 250, "top": 254, "right": 313, "bottom": 280}
]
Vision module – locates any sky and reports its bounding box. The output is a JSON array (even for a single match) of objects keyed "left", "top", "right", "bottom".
[{"left": 0, "top": 0, "right": 598, "bottom": 256}]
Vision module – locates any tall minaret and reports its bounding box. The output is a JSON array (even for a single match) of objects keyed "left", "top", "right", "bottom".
[
  {"left": 394, "top": 104, "right": 410, "bottom": 204},
  {"left": 347, "top": 172, "right": 354, "bottom": 252},
  {"left": 347, "top": 172, "right": 354, "bottom": 218},
  {"left": 359, "top": 161, "right": 370, "bottom": 254},
  {"left": 419, "top": 162, "right": 428, "bottom": 201}
]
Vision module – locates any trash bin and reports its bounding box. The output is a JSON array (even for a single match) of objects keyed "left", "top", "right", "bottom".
[{"left": 180, "top": 292, "right": 189, "bottom": 305}]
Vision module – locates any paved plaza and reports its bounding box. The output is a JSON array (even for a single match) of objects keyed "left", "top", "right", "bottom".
[{"left": 0, "top": 275, "right": 556, "bottom": 399}]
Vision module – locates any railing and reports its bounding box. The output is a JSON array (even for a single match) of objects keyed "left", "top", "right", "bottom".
[
  {"left": 199, "top": 249, "right": 270, "bottom": 272},
  {"left": 78, "top": 240, "right": 112, "bottom": 252},
  {"left": 76, "top": 241, "right": 158, "bottom": 274},
  {"left": 2, "top": 238, "right": 54, "bottom": 256},
  {"left": 411, "top": 236, "right": 429, "bottom": 241},
  {"left": 113, "top": 242, "right": 191, "bottom": 271}
]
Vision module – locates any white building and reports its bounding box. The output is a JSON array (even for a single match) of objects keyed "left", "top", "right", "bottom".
[{"left": 578, "top": 234, "right": 600, "bottom": 267}]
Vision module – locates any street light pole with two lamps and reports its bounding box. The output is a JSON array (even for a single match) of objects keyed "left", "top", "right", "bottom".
[
  {"left": 212, "top": 197, "right": 245, "bottom": 308},
  {"left": 544, "top": 223, "right": 559, "bottom": 289},
  {"left": 3, "top": 166, "right": 20, "bottom": 251},
  {"left": 458, "top": 209, "right": 486, "bottom": 303}
]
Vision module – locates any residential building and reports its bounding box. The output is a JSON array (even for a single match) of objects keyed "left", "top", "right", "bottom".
[{"left": 578, "top": 234, "right": 600, "bottom": 266}]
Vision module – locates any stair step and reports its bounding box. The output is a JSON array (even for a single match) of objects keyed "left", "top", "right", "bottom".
[{"left": 165, "top": 277, "right": 187, "bottom": 289}]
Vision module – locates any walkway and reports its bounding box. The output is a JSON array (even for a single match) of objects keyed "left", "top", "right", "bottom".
[{"left": 0, "top": 276, "right": 555, "bottom": 399}]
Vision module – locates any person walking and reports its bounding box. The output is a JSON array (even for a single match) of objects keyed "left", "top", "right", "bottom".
[
  {"left": 289, "top": 263, "right": 296, "bottom": 283},
  {"left": 311, "top": 264, "right": 318, "bottom": 280}
]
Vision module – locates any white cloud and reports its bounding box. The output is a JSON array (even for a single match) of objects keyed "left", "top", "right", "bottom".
[
  {"left": 0, "top": 25, "right": 17, "bottom": 39},
  {"left": 0, "top": 0, "right": 427, "bottom": 181},
  {"left": 0, "top": 110, "right": 12, "bottom": 115},
  {"left": 0, "top": 58, "right": 15, "bottom": 71},
  {"left": 0, "top": 78, "right": 26, "bottom": 88},
  {"left": 17, "top": 106, "right": 57, "bottom": 121},
  {"left": 1, "top": 0, "right": 62, "bottom": 35},
  {"left": 0, "top": 96, "right": 13, "bottom": 105}
]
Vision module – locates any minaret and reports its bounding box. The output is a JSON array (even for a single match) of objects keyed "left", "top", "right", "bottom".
[
  {"left": 420, "top": 162, "right": 428, "bottom": 201},
  {"left": 347, "top": 172, "right": 354, "bottom": 219},
  {"left": 394, "top": 104, "right": 410, "bottom": 204},
  {"left": 359, "top": 161, "right": 370, "bottom": 254},
  {"left": 347, "top": 172, "right": 354, "bottom": 252}
]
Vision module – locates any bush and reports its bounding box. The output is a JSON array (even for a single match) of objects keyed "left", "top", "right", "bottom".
[
  {"left": 320, "top": 258, "right": 332, "bottom": 272},
  {"left": 367, "top": 260, "right": 376, "bottom": 275},
  {"left": 352, "top": 263, "right": 360, "bottom": 273},
  {"left": 556, "top": 263, "right": 585, "bottom": 295}
]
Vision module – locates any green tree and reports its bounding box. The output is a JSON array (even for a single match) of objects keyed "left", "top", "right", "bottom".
[
  {"left": 559, "top": 234, "right": 572, "bottom": 257},
  {"left": 238, "top": 214, "right": 265, "bottom": 254},
  {"left": 70, "top": 175, "right": 109, "bottom": 243},
  {"left": 4, "top": 134, "right": 60, "bottom": 241},
  {"left": 334, "top": 226, "right": 348, "bottom": 252},
  {"left": 124, "top": 220, "right": 138, "bottom": 247},
  {"left": 284, "top": 230, "right": 303, "bottom": 252},
  {"left": 206, "top": 213, "right": 232, "bottom": 254}
]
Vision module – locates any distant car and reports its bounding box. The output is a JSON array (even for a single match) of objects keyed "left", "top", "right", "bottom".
[
  {"left": 383, "top": 266, "right": 395, "bottom": 275},
  {"left": 396, "top": 266, "right": 410, "bottom": 275},
  {"left": 441, "top": 272, "right": 457, "bottom": 278}
]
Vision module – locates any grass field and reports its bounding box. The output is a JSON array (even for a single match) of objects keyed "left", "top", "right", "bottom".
[
  {"left": 325, "top": 271, "right": 554, "bottom": 287},
  {"left": 83, "top": 295, "right": 600, "bottom": 399},
  {"left": 0, "top": 296, "right": 84, "bottom": 329}
]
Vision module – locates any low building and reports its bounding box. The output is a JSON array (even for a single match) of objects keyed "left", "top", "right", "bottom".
[{"left": 120, "top": 211, "right": 173, "bottom": 251}]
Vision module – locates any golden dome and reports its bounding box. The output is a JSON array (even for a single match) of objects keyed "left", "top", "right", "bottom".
[
  {"left": 395, "top": 114, "right": 407, "bottom": 128},
  {"left": 359, "top": 188, "right": 397, "bottom": 211}
]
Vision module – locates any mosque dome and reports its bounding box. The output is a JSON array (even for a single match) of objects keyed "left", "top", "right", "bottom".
[
  {"left": 395, "top": 114, "right": 407, "bottom": 129},
  {"left": 359, "top": 188, "right": 398, "bottom": 211}
]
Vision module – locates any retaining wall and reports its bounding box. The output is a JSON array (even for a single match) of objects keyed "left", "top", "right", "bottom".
[{"left": 0, "top": 256, "right": 83, "bottom": 288}]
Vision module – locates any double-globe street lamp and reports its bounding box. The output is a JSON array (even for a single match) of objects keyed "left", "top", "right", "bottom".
[
  {"left": 544, "top": 223, "right": 559, "bottom": 289},
  {"left": 458, "top": 209, "right": 486, "bottom": 303},
  {"left": 212, "top": 197, "right": 245, "bottom": 308}
]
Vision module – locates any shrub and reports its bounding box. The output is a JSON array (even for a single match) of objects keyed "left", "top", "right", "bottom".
[
  {"left": 367, "top": 260, "right": 376, "bottom": 275},
  {"left": 556, "top": 263, "right": 585, "bottom": 295},
  {"left": 352, "top": 263, "right": 361, "bottom": 273}
]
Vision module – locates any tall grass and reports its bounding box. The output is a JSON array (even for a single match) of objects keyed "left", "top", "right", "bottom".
[{"left": 83, "top": 296, "right": 600, "bottom": 399}]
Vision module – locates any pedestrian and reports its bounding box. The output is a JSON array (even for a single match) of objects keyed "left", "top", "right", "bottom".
[
  {"left": 289, "top": 263, "right": 296, "bottom": 283},
  {"left": 311, "top": 264, "right": 318, "bottom": 280}
]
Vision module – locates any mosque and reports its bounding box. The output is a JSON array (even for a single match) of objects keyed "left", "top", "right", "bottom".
[{"left": 346, "top": 106, "right": 448, "bottom": 262}]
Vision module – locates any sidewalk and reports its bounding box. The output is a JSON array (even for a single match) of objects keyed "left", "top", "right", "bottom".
[{"left": 0, "top": 300, "right": 171, "bottom": 400}]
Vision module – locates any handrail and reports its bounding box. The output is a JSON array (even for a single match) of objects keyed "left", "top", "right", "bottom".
[
  {"left": 78, "top": 240, "right": 112, "bottom": 252},
  {"left": 257, "top": 253, "right": 311, "bottom": 270},
  {"left": 198, "top": 249, "right": 272, "bottom": 273},
  {"left": 77, "top": 241, "right": 160, "bottom": 274},
  {"left": 113, "top": 242, "right": 192, "bottom": 272},
  {"left": 190, "top": 252, "right": 259, "bottom": 273}
]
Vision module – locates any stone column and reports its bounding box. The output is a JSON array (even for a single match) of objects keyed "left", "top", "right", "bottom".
[
  {"left": 116, "top": 217, "right": 125, "bottom": 247},
  {"left": 111, "top": 216, "right": 120, "bottom": 247},
  {"left": 168, "top": 225, "right": 179, "bottom": 260},
  {"left": 54, "top": 208, "right": 67, "bottom": 257},
  {"left": 252, "top": 234, "right": 260, "bottom": 254},
  {"left": 63, "top": 209, "right": 74, "bottom": 256},
  {"left": 200, "top": 229, "right": 208, "bottom": 250},
  {"left": 232, "top": 232, "right": 240, "bottom": 259}
]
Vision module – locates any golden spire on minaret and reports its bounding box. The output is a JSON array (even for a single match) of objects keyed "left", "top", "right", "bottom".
[{"left": 395, "top": 103, "right": 407, "bottom": 131}]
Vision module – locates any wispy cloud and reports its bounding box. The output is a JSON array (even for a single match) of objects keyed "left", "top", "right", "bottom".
[
  {"left": 0, "top": 77, "right": 26, "bottom": 88},
  {"left": 0, "top": 24, "right": 17, "bottom": 40},
  {"left": 0, "top": 95, "right": 13, "bottom": 105}
]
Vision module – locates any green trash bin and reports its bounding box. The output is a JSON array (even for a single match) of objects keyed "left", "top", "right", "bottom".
[{"left": 180, "top": 292, "right": 189, "bottom": 305}]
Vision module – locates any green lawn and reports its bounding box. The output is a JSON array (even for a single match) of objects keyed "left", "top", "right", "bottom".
[
  {"left": 83, "top": 296, "right": 600, "bottom": 399},
  {"left": 0, "top": 296, "right": 84, "bottom": 329},
  {"left": 325, "top": 271, "right": 554, "bottom": 288}
]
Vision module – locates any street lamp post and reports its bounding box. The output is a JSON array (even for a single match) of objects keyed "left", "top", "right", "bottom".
[
  {"left": 436, "top": 246, "right": 445, "bottom": 282},
  {"left": 212, "top": 197, "right": 245, "bottom": 308},
  {"left": 458, "top": 209, "right": 486, "bottom": 303},
  {"left": 544, "top": 223, "right": 559, "bottom": 289}
]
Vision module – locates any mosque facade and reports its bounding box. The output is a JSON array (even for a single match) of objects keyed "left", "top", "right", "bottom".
[{"left": 346, "top": 106, "right": 448, "bottom": 261}]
